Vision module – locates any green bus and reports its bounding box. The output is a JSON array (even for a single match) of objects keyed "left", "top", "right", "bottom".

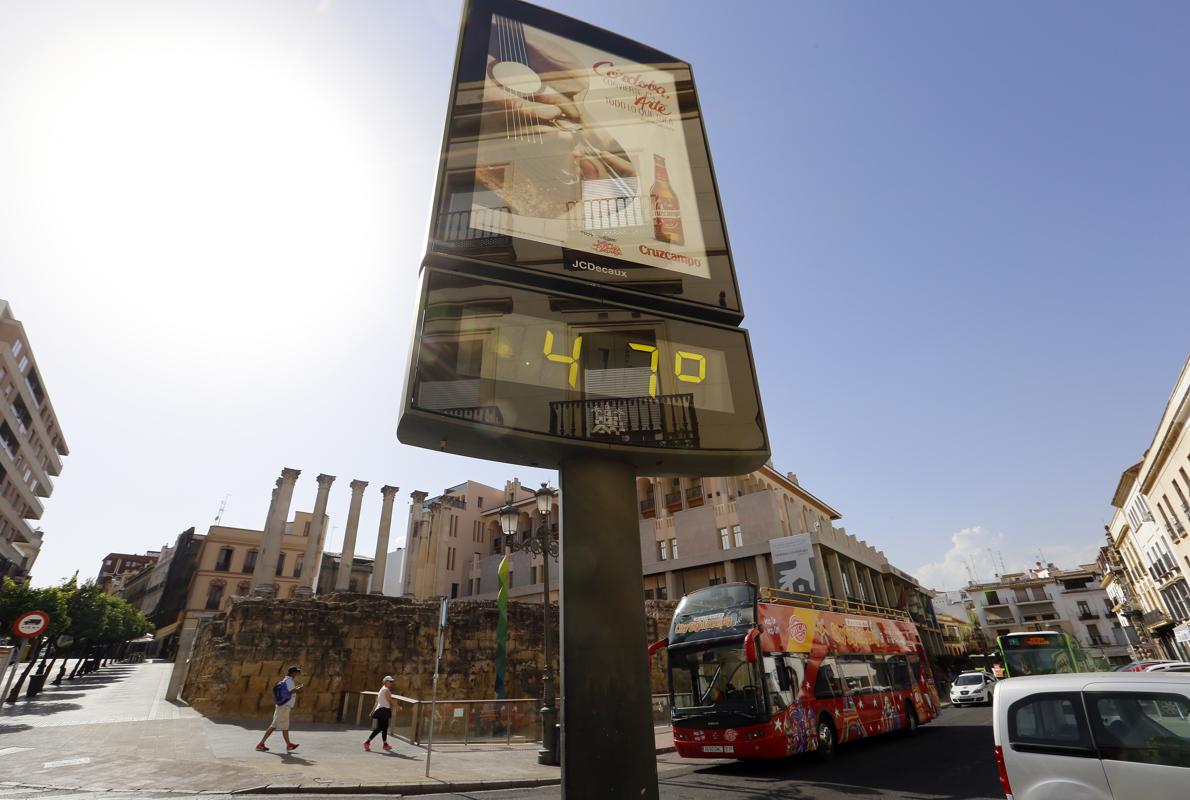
[{"left": 995, "top": 631, "right": 1096, "bottom": 676}]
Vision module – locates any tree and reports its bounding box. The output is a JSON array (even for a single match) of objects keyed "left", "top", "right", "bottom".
[{"left": 1, "top": 578, "right": 70, "bottom": 702}]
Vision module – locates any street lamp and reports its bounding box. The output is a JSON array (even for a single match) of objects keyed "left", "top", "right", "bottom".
[{"left": 498, "top": 483, "right": 559, "bottom": 766}]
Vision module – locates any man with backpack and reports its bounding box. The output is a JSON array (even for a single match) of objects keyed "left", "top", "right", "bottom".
[{"left": 256, "top": 665, "right": 303, "bottom": 752}]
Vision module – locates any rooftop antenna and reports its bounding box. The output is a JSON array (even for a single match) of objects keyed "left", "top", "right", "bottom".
[
  {"left": 996, "top": 550, "right": 1008, "bottom": 575},
  {"left": 963, "top": 561, "right": 975, "bottom": 583},
  {"left": 987, "top": 547, "right": 999, "bottom": 577},
  {"left": 967, "top": 555, "right": 981, "bottom": 582},
  {"left": 214, "top": 493, "right": 230, "bottom": 525}
]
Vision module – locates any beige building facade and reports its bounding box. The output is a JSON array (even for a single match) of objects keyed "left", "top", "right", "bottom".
[
  {"left": 185, "top": 511, "right": 324, "bottom": 616},
  {"left": 0, "top": 300, "right": 69, "bottom": 580},
  {"left": 1104, "top": 355, "right": 1190, "bottom": 659}
]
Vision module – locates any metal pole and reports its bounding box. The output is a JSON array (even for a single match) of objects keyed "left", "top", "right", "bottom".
[
  {"left": 559, "top": 457, "right": 657, "bottom": 800},
  {"left": 424, "top": 597, "right": 447, "bottom": 777},
  {"left": 539, "top": 510, "right": 558, "bottom": 765}
]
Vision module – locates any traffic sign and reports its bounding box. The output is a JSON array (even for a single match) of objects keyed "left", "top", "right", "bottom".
[{"left": 12, "top": 610, "right": 49, "bottom": 638}]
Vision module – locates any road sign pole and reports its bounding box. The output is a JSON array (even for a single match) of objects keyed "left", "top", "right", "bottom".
[
  {"left": 424, "top": 597, "right": 448, "bottom": 777},
  {"left": 559, "top": 457, "right": 657, "bottom": 800}
]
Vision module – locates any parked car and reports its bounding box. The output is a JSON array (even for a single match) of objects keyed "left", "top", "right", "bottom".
[
  {"left": 992, "top": 673, "right": 1190, "bottom": 799},
  {"left": 950, "top": 671, "right": 996, "bottom": 706},
  {"left": 1143, "top": 661, "right": 1190, "bottom": 672},
  {"left": 1112, "top": 660, "right": 1176, "bottom": 672}
]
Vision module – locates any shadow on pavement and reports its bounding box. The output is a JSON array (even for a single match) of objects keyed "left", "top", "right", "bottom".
[{"left": 0, "top": 701, "right": 84, "bottom": 716}]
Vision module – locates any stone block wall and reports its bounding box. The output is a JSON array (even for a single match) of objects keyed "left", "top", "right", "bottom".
[{"left": 183, "top": 593, "right": 676, "bottom": 722}]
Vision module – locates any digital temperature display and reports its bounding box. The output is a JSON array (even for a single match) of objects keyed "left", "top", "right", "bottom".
[{"left": 397, "top": 268, "right": 768, "bottom": 474}]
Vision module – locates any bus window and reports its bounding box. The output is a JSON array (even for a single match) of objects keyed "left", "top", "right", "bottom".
[
  {"left": 871, "top": 656, "right": 893, "bottom": 692},
  {"left": 784, "top": 656, "right": 805, "bottom": 697},
  {"left": 837, "top": 656, "right": 875, "bottom": 695},
  {"left": 815, "top": 659, "right": 843, "bottom": 699},
  {"left": 889, "top": 655, "right": 912, "bottom": 691},
  {"left": 764, "top": 655, "right": 791, "bottom": 711}
]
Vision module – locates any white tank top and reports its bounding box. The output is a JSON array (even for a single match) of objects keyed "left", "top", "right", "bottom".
[{"left": 373, "top": 685, "right": 393, "bottom": 711}]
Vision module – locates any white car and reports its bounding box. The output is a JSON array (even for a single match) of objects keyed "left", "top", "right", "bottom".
[
  {"left": 951, "top": 671, "right": 996, "bottom": 706},
  {"left": 992, "top": 673, "right": 1190, "bottom": 799},
  {"left": 1143, "top": 661, "right": 1190, "bottom": 673}
]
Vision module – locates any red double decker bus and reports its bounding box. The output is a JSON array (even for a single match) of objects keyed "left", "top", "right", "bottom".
[{"left": 654, "top": 583, "right": 941, "bottom": 760}]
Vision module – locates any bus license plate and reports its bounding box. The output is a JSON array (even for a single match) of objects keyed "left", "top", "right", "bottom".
[{"left": 702, "top": 745, "right": 733, "bottom": 754}]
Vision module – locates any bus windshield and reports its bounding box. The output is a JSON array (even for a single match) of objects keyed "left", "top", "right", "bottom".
[
  {"left": 669, "top": 643, "right": 764, "bottom": 724},
  {"left": 998, "top": 633, "right": 1082, "bottom": 675}
]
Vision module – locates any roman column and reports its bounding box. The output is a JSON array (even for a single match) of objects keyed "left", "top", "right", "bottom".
[
  {"left": 254, "top": 468, "right": 301, "bottom": 595},
  {"left": 250, "top": 484, "right": 280, "bottom": 594},
  {"left": 369, "top": 485, "right": 400, "bottom": 593},
  {"left": 296, "top": 473, "right": 335, "bottom": 596},
  {"left": 335, "top": 479, "right": 368, "bottom": 592}
]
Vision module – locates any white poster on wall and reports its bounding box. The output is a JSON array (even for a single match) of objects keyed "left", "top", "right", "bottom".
[{"left": 770, "top": 533, "right": 818, "bottom": 595}]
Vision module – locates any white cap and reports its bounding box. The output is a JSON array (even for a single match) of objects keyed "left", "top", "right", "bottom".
[{"left": 383, "top": 675, "right": 394, "bottom": 682}]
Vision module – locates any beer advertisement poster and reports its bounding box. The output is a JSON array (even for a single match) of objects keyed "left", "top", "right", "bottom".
[{"left": 429, "top": 0, "right": 743, "bottom": 320}]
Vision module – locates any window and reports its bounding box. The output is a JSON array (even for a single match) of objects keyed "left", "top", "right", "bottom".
[
  {"left": 1008, "top": 693, "right": 1093, "bottom": 754},
  {"left": 275, "top": 553, "right": 285, "bottom": 577},
  {"left": 814, "top": 660, "right": 843, "bottom": 698},
  {"left": 204, "top": 582, "right": 224, "bottom": 610},
  {"left": 10, "top": 339, "right": 22, "bottom": 358},
  {"left": 1086, "top": 624, "right": 1102, "bottom": 644},
  {"left": 294, "top": 556, "right": 303, "bottom": 578},
  {"left": 732, "top": 525, "right": 742, "bottom": 548},
  {"left": 836, "top": 656, "right": 874, "bottom": 694},
  {"left": 658, "top": 540, "right": 668, "bottom": 561},
  {"left": 451, "top": 583, "right": 459, "bottom": 599},
  {"left": 477, "top": 496, "right": 484, "bottom": 509},
  {"left": 214, "top": 547, "right": 233, "bottom": 572},
  {"left": 1088, "top": 693, "right": 1190, "bottom": 767},
  {"left": 243, "top": 550, "right": 258, "bottom": 573},
  {"left": 719, "top": 527, "right": 730, "bottom": 550},
  {"left": 888, "top": 656, "right": 912, "bottom": 691},
  {"left": 1078, "top": 601, "right": 1091, "bottom": 616},
  {"left": 670, "top": 538, "right": 679, "bottom": 560},
  {"left": 446, "top": 547, "right": 456, "bottom": 571},
  {"left": 303, "top": 521, "right": 311, "bottom": 537}
]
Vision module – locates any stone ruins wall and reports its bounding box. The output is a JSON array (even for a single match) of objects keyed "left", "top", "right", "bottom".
[{"left": 182, "top": 594, "right": 676, "bottom": 722}]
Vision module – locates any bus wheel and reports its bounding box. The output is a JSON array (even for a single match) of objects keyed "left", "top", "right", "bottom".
[
  {"left": 904, "top": 704, "right": 919, "bottom": 734},
  {"left": 815, "top": 715, "right": 836, "bottom": 761}
]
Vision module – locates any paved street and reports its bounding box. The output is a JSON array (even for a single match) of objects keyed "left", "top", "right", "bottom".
[
  {"left": 0, "top": 661, "right": 998, "bottom": 798},
  {"left": 0, "top": 662, "right": 559, "bottom": 794}
]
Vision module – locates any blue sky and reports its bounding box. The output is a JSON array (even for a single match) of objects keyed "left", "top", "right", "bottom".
[{"left": 3, "top": 1, "right": 1188, "bottom": 590}]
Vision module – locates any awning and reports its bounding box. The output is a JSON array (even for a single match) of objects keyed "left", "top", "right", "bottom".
[{"left": 154, "top": 621, "right": 180, "bottom": 639}]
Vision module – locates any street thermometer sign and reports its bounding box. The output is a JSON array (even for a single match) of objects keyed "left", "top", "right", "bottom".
[{"left": 398, "top": 0, "right": 769, "bottom": 475}]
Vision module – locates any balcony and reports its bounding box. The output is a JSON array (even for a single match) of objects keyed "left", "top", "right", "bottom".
[
  {"left": 664, "top": 491, "right": 683, "bottom": 513},
  {"left": 1077, "top": 611, "right": 1100, "bottom": 621},
  {"left": 1015, "top": 594, "right": 1054, "bottom": 606},
  {"left": 1142, "top": 609, "right": 1173, "bottom": 629},
  {"left": 639, "top": 498, "right": 656, "bottom": 519},
  {"left": 685, "top": 485, "right": 704, "bottom": 508}
]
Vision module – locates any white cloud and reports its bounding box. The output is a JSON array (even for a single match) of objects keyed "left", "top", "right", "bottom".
[{"left": 913, "top": 526, "right": 1101, "bottom": 591}]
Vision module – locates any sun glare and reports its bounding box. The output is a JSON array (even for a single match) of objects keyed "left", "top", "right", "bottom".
[{"left": 11, "top": 13, "right": 392, "bottom": 359}]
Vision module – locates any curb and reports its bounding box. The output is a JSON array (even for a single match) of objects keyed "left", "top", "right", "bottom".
[{"left": 234, "top": 777, "right": 563, "bottom": 795}]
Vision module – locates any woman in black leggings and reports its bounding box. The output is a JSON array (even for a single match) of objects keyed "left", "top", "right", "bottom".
[{"left": 364, "top": 675, "right": 396, "bottom": 751}]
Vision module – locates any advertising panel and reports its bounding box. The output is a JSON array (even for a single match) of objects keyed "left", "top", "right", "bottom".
[
  {"left": 430, "top": 0, "right": 743, "bottom": 322},
  {"left": 770, "top": 534, "right": 818, "bottom": 595}
]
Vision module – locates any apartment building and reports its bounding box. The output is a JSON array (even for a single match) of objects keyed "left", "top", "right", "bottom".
[
  {"left": 0, "top": 300, "right": 69, "bottom": 580},
  {"left": 1100, "top": 366, "right": 1190, "bottom": 660},
  {"left": 185, "top": 511, "right": 323, "bottom": 616},
  {"left": 968, "top": 563, "right": 1131, "bottom": 666},
  {"left": 97, "top": 551, "right": 160, "bottom": 594},
  {"left": 400, "top": 481, "right": 510, "bottom": 600}
]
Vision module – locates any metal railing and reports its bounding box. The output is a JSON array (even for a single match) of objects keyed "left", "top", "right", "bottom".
[
  {"left": 344, "top": 692, "right": 678, "bottom": 745},
  {"left": 759, "top": 587, "right": 911, "bottom": 621},
  {"left": 344, "top": 693, "right": 541, "bottom": 745}
]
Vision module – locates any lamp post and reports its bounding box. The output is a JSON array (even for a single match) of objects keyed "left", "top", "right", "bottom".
[{"left": 499, "top": 483, "right": 559, "bottom": 766}]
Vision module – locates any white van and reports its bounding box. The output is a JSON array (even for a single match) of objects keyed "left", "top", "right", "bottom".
[{"left": 992, "top": 673, "right": 1190, "bottom": 799}]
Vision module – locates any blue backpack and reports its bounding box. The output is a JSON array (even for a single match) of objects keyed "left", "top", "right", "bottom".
[{"left": 272, "top": 679, "right": 292, "bottom": 706}]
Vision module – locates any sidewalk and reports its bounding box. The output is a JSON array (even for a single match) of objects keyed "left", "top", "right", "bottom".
[{"left": 0, "top": 662, "right": 674, "bottom": 795}]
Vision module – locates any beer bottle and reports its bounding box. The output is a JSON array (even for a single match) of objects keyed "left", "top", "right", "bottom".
[{"left": 650, "top": 154, "right": 685, "bottom": 246}]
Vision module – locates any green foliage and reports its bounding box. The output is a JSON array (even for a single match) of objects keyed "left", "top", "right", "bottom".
[
  {"left": 0, "top": 577, "right": 70, "bottom": 637},
  {"left": 0, "top": 577, "right": 151, "bottom": 645}
]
